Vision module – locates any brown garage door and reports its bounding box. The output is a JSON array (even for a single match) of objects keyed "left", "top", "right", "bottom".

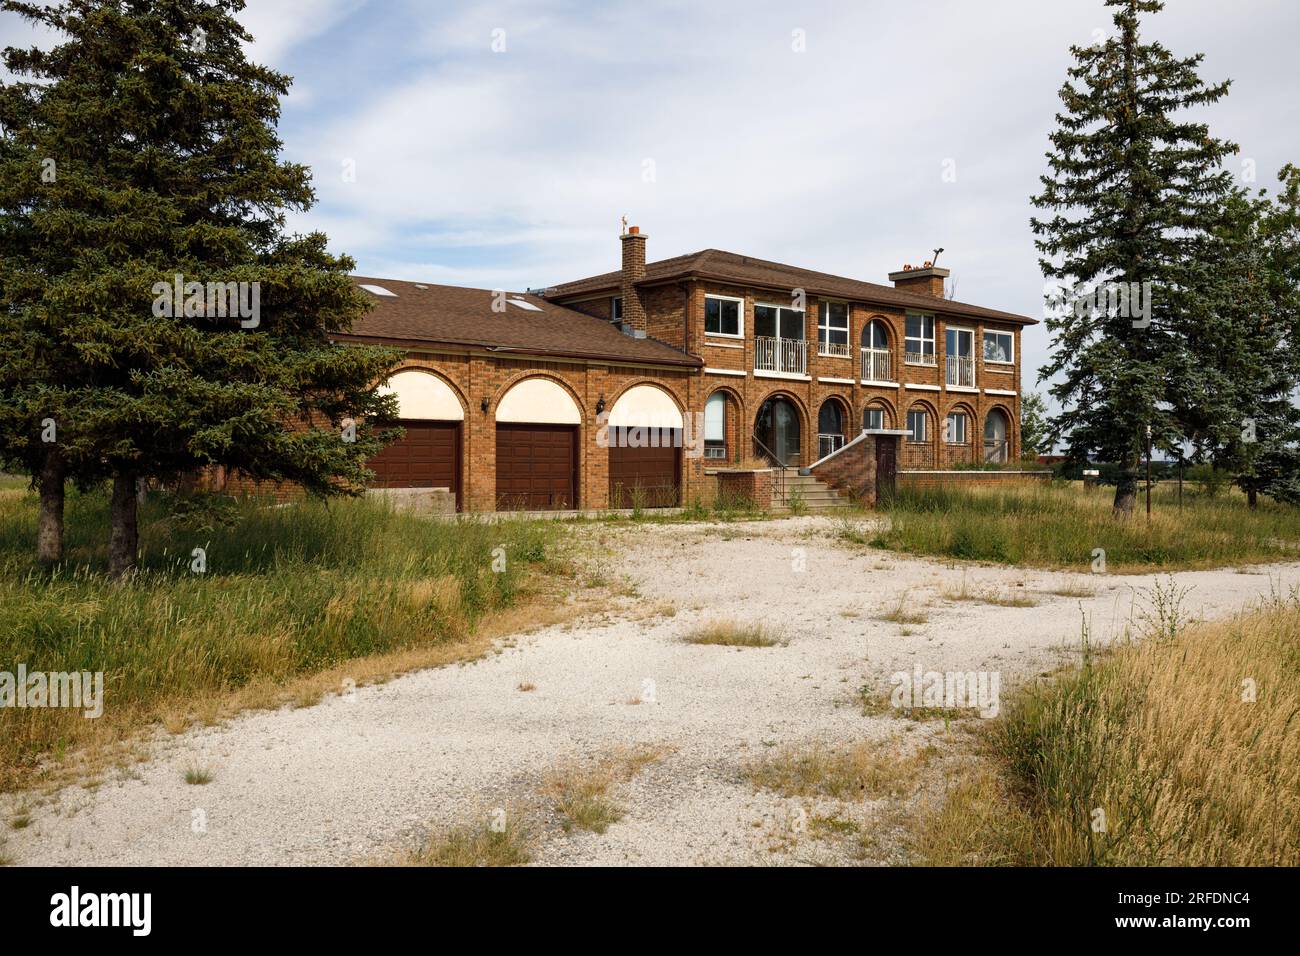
[
  {"left": 496, "top": 424, "right": 577, "bottom": 510},
  {"left": 367, "top": 420, "right": 461, "bottom": 507},
  {"left": 609, "top": 434, "right": 681, "bottom": 508}
]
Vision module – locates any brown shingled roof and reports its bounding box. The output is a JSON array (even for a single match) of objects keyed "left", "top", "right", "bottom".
[
  {"left": 544, "top": 248, "right": 1036, "bottom": 326},
  {"left": 333, "top": 277, "right": 701, "bottom": 367}
]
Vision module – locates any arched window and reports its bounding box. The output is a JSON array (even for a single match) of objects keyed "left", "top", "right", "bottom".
[
  {"left": 860, "top": 320, "right": 891, "bottom": 382},
  {"left": 984, "top": 408, "right": 1010, "bottom": 462},
  {"left": 863, "top": 403, "right": 890, "bottom": 432},
  {"left": 817, "top": 400, "right": 845, "bottom": 458},
  {"left": 906, "top": 405, "right": 931, "bottom": 443}
]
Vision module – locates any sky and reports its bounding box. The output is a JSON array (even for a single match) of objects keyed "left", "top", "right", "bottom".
[{"left": 3, "top": 0, "right": 1298, "bottom": 397}]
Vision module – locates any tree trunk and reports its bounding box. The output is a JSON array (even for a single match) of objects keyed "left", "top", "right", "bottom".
[
  {"left": 1113, "top": 462, "right": 1138, "bottom": 518},
  {"left": 36, "top": 449, "right": 66, "bottom": 565},
  {"left": 1247, "top": 487, "right": 1258, "bottom": 509},
  {"left": 108, "top": 474, "right": 139, "bottom": 580}
]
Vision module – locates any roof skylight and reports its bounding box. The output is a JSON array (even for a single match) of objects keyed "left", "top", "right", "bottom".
[
  {"left": 359, "top": 284, "right": 397, "bottom": 297},
  {"left": 507, "top": 298, "right": 543, "bottom": 311}
]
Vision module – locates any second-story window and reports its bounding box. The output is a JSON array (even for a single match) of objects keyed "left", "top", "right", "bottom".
[
  {"left": 818, "top": 302, "right": 849, "bottom": 357},
  {"left": 905, "top": 313, "right": 936, "bottom": 365},
  {"left": 983, "top": 330, "right": 1014, "bottom": 364},
  {"left": 611, "top": 296, "right": 623, "bottom": 323},
  {"left": 704, "top": 295, "right": 743, "bottom": 337}
]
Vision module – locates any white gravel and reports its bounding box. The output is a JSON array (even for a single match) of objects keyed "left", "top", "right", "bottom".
[{"left": 4, "top": 516, "right": 1294, "bottom": 866}]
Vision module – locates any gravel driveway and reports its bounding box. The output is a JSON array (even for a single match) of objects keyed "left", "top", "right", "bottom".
[{"left": 5, "top": 516, "right": 1294, "bottom": 866}]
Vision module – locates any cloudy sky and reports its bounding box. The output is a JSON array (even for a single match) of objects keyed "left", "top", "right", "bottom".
[{"left": 4, "top": 0, "right": 1298, "bottom": 395}]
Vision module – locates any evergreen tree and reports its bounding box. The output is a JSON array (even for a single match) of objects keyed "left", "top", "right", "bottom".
[
  {"left": 1195, "top": 168, "right": 1300, "bottom": 506},
  {"left": 1018, "top": 392, "right": 1051, "bottom": 459},
  {"left": 0, "top": 0, "right": 400, "bottom": 576},
  {"left": 1031, "top": 0, "right": 1238, "bottom": 515}
]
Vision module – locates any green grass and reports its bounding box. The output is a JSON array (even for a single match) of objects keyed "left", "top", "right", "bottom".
[
  {"left": 682, "top": 619, "right": 782, "bottom": 647},
  {"left": 396, "top": 818, "right": 532, "bottom": 867},
  {"left": 876, "top": 482, "right": 1300, "bottom": 572},
  {"left": 0, "top": 486, "right": 561, "bottom": 790}
]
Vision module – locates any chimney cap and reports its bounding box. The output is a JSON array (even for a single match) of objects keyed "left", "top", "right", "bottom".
[
  {"left": 620, "top": 225, "right": 647, "bottom": 240},
  {"left": 888, "top": 265, "right": 950, "bottom": 281}
]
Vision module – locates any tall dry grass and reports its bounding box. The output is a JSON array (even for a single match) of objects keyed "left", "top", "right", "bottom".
[
  {"left": 0, "top": 488, "right": 562, "bottom": 791},
  {"left": 877, "top": 481, "right": 1300, "bottom": 571},
  {"left": 987, "top": 598, "right": 1300, "bottom": 865}
]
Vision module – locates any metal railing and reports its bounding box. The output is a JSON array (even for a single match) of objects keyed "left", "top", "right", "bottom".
[
  {"left": 905, "top": 348, "right": 936, "bottom": 366},
  {"left": 983, "top": 439, "right": 1009, "bottom": 464},
  {"left": 860, "top": 347, "right": 891, "bottom": 382},
  {"left": 751, "top": 431, "right": 788, "bottom": 504},
  {"left": 755, "top": 336, "right": 807, "bottom": 376},
  {"left": 818, "top": 433, "right": 845, "bottom": 460},
  {"left": 946, "top": 354, "right": 975, "bottom": 387},
  {"left": 819, "top": 340, "right": 850, "bottom": 358}
]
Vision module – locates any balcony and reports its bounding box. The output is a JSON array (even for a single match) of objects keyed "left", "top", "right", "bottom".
[
  {"left": 755, "top": 336, "right": 807, "bottom": 376},
  {"left": 860, "top": 347, "right": 891, "bottom": 382},
  {"left": 819, "top": 340, "right": 851, "bottom": 359},
  {"left": 946, "top": 354, "right": 975, "bottom": 388},
  {"left": 905, "top": 348, "right": 936, "bottom": 367}
]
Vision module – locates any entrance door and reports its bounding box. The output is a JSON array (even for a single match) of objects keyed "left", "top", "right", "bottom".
[
  {"left": 755, "top": 397, "right": 802, "bottom": 466},
  {"left": 875, "top": 436, "right": 897, "bottom": 501},
  {"left": 496, "top": 424, "right": 577, "bottom": 510}
]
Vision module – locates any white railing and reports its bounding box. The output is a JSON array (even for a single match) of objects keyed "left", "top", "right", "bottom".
[
  {"left": 984, "top": 440, "right": 1009, "bottom": 464},
  {"left": 755, "top": 336, "right": 807, "bottom": 376},
  {"left": 906, "top": 348, "right": 936, "bottom": 366},
  {"left": 860, "top": 347, "right": 891, "bottom": 382},
  {"left": 818, "top": 433, "right": 845, "bottom": 460},
  {"left": 819, "top": 340, "right": 850, "bottom": 358},
  {"left": 946, "top": 354, "right": 975, "bottom": 387}
]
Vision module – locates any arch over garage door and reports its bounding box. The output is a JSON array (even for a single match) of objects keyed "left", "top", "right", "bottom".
[
  {"left": 380, "top": 369, "right": 464, "bottom": 421},
  {"left": 497, "top": 377, "right": 582, "bottom": 424},
  {"left": 606, "top": 384, "right": 684, "bottom": 429}
]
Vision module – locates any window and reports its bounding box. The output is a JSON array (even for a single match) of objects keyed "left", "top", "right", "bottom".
[
  {"left": 704, "top": 392, "right": 727, "bottom": 459},
  {"left": 861, "top": 319, "right": 889, "bottom": 350},
  {"left": 905, "top": 313, "right": 935, "bottom": 365},
  {"left": 945, "top": 412, "right": 968, "bottom": 444},
  {"left": 983, "top": 330, "right": 1013, "bottom": 364},
  {"left": 754, "top": 303, "right": 804, "bottom": 339},
  {"left": 705, "top": 295, "right": 743, "bottom": 337},
  {"left": 863, "top": 406, "right": 886, "bottom": 431},
  {"left": 907, "top": 408, "right": 928, "bottom": 443},
  {"left": 611, "top": 296, "right": 623, "bottom": 323},
  {"left": 818, "top": 302, "right": 849, "bottom": 356}
]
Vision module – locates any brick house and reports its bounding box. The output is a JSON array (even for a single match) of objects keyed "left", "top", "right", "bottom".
[{"left": 320, "top": 227, "right": 1035, "bottom": 512}]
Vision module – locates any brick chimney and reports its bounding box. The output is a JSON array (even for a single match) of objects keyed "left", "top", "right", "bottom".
[
  {"left": 620, "top": 225, "right": 648, "bottom": 335},
  {"left": 888, "top": 262, "right": 950, "bottom": 298}
]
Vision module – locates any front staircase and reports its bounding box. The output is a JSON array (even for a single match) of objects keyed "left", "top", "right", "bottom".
[{"left": 771, "top": 467, "right": 848, "bottom": 512}]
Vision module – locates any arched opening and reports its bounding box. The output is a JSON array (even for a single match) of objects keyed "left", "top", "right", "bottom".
[
  {"left": 984, "top": 408, "right": 1011, "bottom": 463},
  {"left": 367, "top": 370, "right": 464, "bottom": 508},
  {"left": 903, "top": 402, "right": 935, "bottom": 469},
  {"left": 495, "top": 377, "right": 581, "bottom": 511},
  {"left": 754, "top": 395, "right": 802, "bottom": 467},
  {"left": 704, "top": 391, "right": 732, "bottom": 462},
  {"left": 860, "top": 319, "right": 891, "bottom": 382},
  {"left": 606, "top": 384, "right": 684, "bottom": 509},
  {"left": 862, "top": 401, "right": 893, "bottom": 432},
  {"left": 817, "top": 399, "right": 846, "bottom": 460}
]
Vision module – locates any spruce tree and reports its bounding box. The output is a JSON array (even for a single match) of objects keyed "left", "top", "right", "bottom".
[
  {"left": 1031, "top": 0, "right": 1238, "bottom": 515},
  {"left": 0, "top": 0, "right": 400, "bottom": 575}
]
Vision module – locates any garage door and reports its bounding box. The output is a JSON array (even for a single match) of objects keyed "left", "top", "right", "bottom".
[
  {"left": 609, "top": 435, "right": 681, "bottom": 508},
  {"left": 496, "top": 424, "right": 577, "bottom": 510},
  {"left": 367, "top": 420, "right": 461, "bottom": 506}
]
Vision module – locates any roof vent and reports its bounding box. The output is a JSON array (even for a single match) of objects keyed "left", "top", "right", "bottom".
[
  {"left": 414, "top": 283, "right": 429, "bottom": 290},
  {"left": 359, "top": 284, "right": 397, "bottom": 297},
  {"left": 507, "top": 297, "right": 542, "bottom": 312}
]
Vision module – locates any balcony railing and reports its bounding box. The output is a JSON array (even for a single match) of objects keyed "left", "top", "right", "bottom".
[
  {"left": 984, "top": 439, "right": 1009, "bottom": 464},
  {"left": 860, "top": 347, "right": 891, "bottom": 382},
  {"left": 755, "top": 336, "right": 807, "bottom": 376},
  {"left": 905, "top": 348, "right": 936, "bottom": 367},
  {"left": 946, "top": 354, "right": 975, "bottom": 388},
  {"left": 818, "top": 340, "right": 850, "bottom": 358}
]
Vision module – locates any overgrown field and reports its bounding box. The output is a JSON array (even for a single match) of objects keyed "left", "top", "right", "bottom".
[
  {"left": 0, "top": 487, "right": 563, "bottom": 791},
  {"left": 921, "top": 596, "right": 1300, "bottom": 865},
  {"left": 877, "top": 482, "right": 1300, "bottom": 571}
]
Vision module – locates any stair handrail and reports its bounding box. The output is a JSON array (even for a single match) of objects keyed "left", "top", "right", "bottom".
[{"left": 750, "top": 432, "right": 787, "bottom": 504}]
